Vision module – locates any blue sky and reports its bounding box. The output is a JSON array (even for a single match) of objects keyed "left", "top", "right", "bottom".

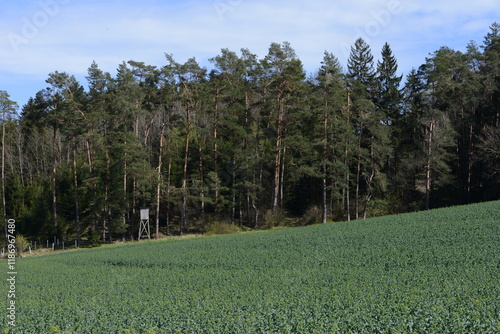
[{"left": 1, "top": 0, "right": 499, "bottom": 110}]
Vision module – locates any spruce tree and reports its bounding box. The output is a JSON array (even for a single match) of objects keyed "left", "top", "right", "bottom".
[
  {"left": 376, "top": 42, "right": 403, "bottom": 124},
  {"left": 347, "top": 38, "right": 375, "bottom": 93},
  {"left": 347, "top": 38, "right": 390, "bottom": 219},
  {"left": 314, "top": 52, "right": 351, "bottom": 222}
]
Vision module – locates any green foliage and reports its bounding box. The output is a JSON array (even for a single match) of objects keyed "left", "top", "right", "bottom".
[
  {"left": 300, "top": 205, "right": 322, "bottom": 225},
  {"left": 15, "top": 234, "right": 29, "bottom": 253},
  {"left": 204, "top": 222, "right": 242, "bottom": 236},
  {"left": 5, "top": 201, "right": 499, "bottom": 332},
  {"left": 262, "top": 208, "right": 287, "bottom": 228},
  {"left": 364, "top": 198, "right": 390, "bottom": 217},
  {"left": 86, "top": 230, "right": 102, "bottom": 248},
  {"left": 4, "top": 23, "right": 500, "bottom": 242},
  {"left": 49, "top": 325, "right": 61, "bottom": 333}
]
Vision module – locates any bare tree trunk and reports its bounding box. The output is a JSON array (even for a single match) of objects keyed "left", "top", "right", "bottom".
[
  {"left": 144, "top": 113, "right": 158, "bottom": 147},
  {"left": 254, "top": 152, "right": 260, "bottom": 229},
  {"left": 467, "top": 120, "right": 474, "bottom": 202},
  {"left": 322, "top": 103, "right": 328, "bottom": 224},
  {"left": 330, "top": 180, "right": 335, "bottom": 220},
  {"left": 85, "top": 138, "right": 98, "bottom": 231},
  {"left": 104, "top": 149, "right": 111, "bottom": 241},
  {"left": 73, "top": 145, "right": 81, "bottom": 244},
  {"left": 355, "top": 131, "right": 362, "bottom": 220},
  {"left": 52, "top": 127, "right": 58, "bottom": 228},
  {"left": 425, "top": 119, "right": 435, "bottom": 210},
  {"left": 166, "top": 154, "right": 172, "bottom": 235},
  {"left": 363, "top": 173, "right": 374, "bottom": 219},
  {"left": 272, "top": 98, "right": 284, "bottom": 212},
  {"left": 214, "top": 89, "right": 220, "bottom": 204},
  {"left": 123, "top": 141, "right": 128, "bottom": 233},
  {"left": 132, "top": 177, "right": 137, "bottom": 223},
  {"left": 363, "top": 140, "right": 375, "bottom": 219},
  {"left": 255, "top": 123, "right": 263, "bottom": 228},
  {"left": 346, "top": 177, "right": 351, "bottom": 221},
  {"left": 231, "top": 155, "right": 236, "bottom": 225},
  {"left": 466, "top": 106, "right": 476, "bottom": 203},
  {"left": 181, "top": 104, "right": 191, "bottom": 234},
  {"left": 245, "top": 91, "right": 251, "bottom": 226},
  {"left": 345, "top": 89, "right": 351, "bottom": 221},
  {"left": 246, "top": 192, "right": 251, "bottom": 226},
  {"left": 279, "top": 145, "right": 286, "bottom": 208},
  {"left": 253, "top": 199, "right": 259, "bottom": 229},
  {"left": 16, "top": 127, "right": 24, "bottom": 188},
  {"left": 238, "top": 193, "right": 243, "bottom": 226},
  {"left": 272, "top": 140, "right": 282, "bottom": 211},
  {"left": 198, "top": 135, "right": 205, "bottom": 214},
  {"left": 155, "top": 124, "right": 165, "bottom": 239}
]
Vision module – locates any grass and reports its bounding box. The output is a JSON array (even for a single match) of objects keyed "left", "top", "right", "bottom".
[{"left": 2, "top": 201, "right": 499, "bottom": 333}]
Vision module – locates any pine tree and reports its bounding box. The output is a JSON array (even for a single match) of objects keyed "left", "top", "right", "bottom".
[
  {"left": 261, "top": 42, "right": 306, "bottom": 212},
  {"left": 406, "top": 62, "right": 456, "bottom": 210},
  {"left": 209, "top": 48, "right": 257, "bottom": 224},
  {"left": 393, "top": 68, "right": 424, "bottom": 210},
  {"left": 111, "top": 62, "right": 152, "bottom": 241},
  {"left": 51, "top": 73, "right": 87, "bottom": 245},
  {"left": 481, "top": 22, "right": 500, "bottom": 127},
  {"left": 85, "top": 62, "right": 114, "bottom": 235},
  {"left": 314, "top": 52, "right": 350, "bottom": 223},
  {"left": 39, "top": 73, "right": 67, "bottom": 230},
  {"left": 165, "top": 55, "right": 207, "bottom": 233}
]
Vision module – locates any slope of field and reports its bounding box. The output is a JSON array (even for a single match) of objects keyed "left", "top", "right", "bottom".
[{"left": 4, "top": 201, "right": 500, "bottom": 333}]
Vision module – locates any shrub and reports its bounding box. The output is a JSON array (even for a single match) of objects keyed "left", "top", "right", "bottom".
[
  {"left": 16, "top": 234, "right": 30, "bottom": 253},
  {"left": 205, "top": 222, "right": 241, "bottom": 236},
  {"left": 301, "top": 206, "right": 323, "bottom": 225},
  {"left": 262, "top": 208, "right": 287, "bottom": 228},
  {"left": 365, "top": 199, "right": 391, "bottom": 217},
  {"left": 86, "top": 230, "right": 102, "bottom": 248}
]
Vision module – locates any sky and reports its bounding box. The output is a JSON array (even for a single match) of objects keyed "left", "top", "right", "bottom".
[{"left": 1, "top": 0, "right": 499, "bottom": 110}]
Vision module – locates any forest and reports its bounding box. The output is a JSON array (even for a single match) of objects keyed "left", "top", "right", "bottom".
[{"left": 1, "top": 23, "right": 499, "bottom": 245}]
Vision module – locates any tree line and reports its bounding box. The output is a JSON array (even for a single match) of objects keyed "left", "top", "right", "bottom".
[{"left": 1, "top": 23, "right": 499, "bottom": 244}]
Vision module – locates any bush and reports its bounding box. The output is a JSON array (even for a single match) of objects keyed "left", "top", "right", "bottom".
[
  {"left": 86, "top": 231, "right": 102, "bottom": 248},
  {"left": 16, "top": 234, "right": 30, "bottom": 253},
  {"left": 262, "top": 208, "right": 287, "bottom": 228},
  {"left": 205, "top": 222, "right": 242, "bottom": 236},
  {"left": 301, "top": 206, "right": 322, "bottom": 225},
  {"left": 366, "top": 199, "right": 391, "bottom": 218}
]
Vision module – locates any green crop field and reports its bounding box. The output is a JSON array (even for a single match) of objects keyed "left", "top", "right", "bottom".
[{"left": 3, "top": 201, "right": 500, "bottom": 333}]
